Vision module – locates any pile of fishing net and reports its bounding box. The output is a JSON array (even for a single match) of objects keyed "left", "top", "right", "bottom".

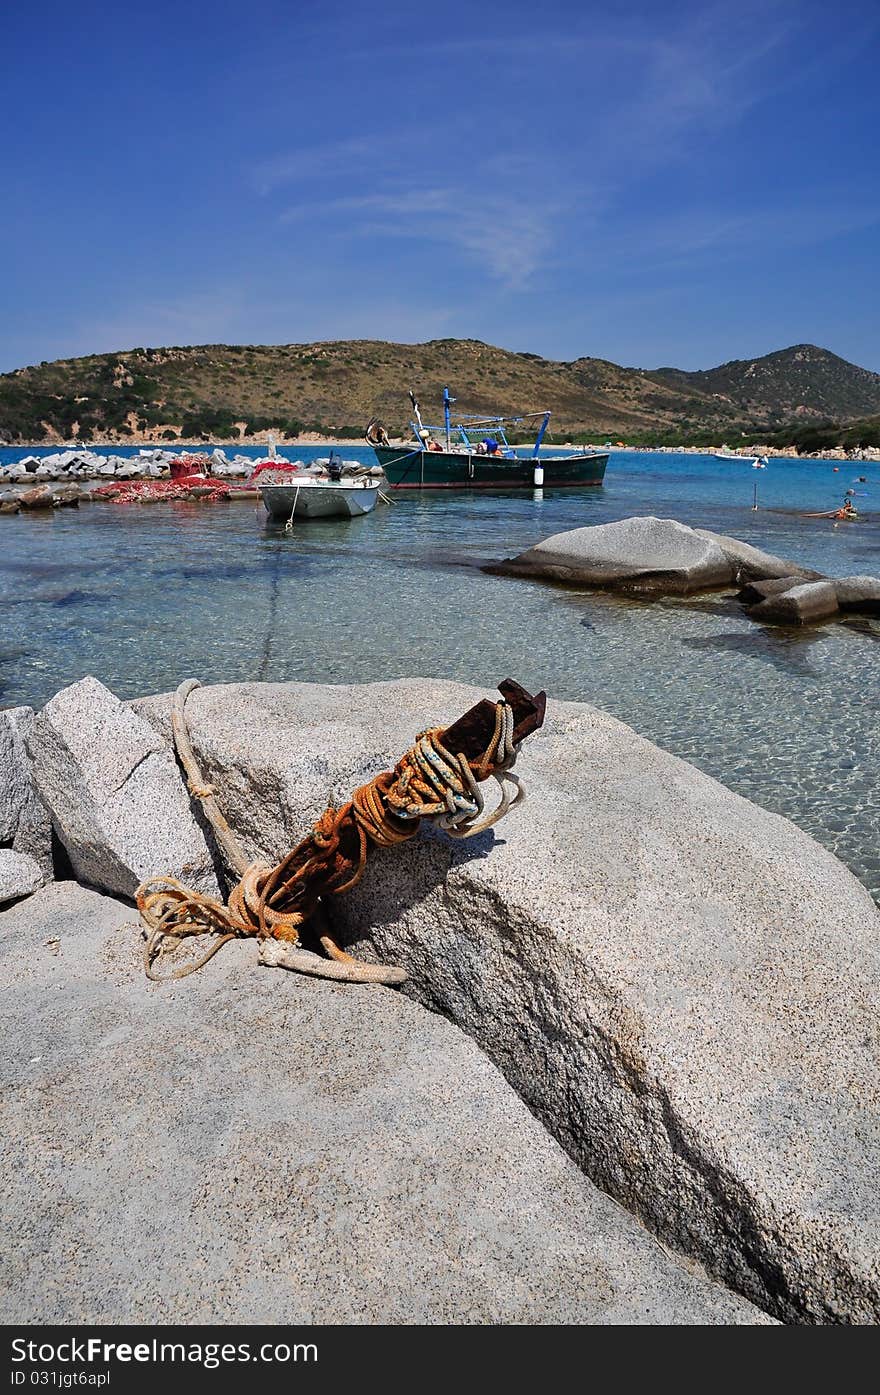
[{"left": 92, "top": 478, "right": 238, "bottom": 505}]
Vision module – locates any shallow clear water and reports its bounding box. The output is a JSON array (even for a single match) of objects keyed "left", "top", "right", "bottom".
[{"left": 1, "top": 447, "right": 878, "bottom": 901}]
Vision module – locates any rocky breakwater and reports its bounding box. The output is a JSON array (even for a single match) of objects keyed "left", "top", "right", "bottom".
[
  {"left": 0, "top": 681, "right": 766, "bottom": 1325},
  {"left": 491, "top": 515, "right": 880, "bottom": 629},
  {"left": 0, "top": 451, "right": 385, "bottom": 513},
  {"left": 0, "top": 447, "right": 257, "bottom": 490}
]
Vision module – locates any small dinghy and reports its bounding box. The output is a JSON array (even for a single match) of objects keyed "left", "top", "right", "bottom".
[
  {"left": 254, "top": 449, "right": 383, "bottom": 522},
  {"left": 259, "top": 475, "right": 381, "bottom": 521}
]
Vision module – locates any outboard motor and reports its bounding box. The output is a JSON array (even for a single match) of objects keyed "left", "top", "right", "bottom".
[{"left": 327, "top": 450, "right": 343, "bottom": 482}]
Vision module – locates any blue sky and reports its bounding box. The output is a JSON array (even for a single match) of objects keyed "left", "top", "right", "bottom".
[{"left": 2, "top": 0, "right": 878, "bottom": 373}]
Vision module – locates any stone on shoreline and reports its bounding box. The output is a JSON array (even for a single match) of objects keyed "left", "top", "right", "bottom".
[
  {"left": 0, "top": 706, "right": 53, "bottom": 880},
  {"left": 748, "top": 580, "right": 840, "bottom": 625},
  {"left": 0, "top": 850, "right": 46, "bottom": 905},
  {"left": 27, "top": 677, "right": 219, "bottom": 900},
  {"left": 493, "top": 516, "right": 736, "bottom": 594},
  {"left": 134, "top": 677, "right": 880, "bottom": 1322},
  {"left": 19, "top": 485, "right": 54, "bottom": 510},
  {"left": 0, "top": 880, "right": 766, "bottom": 1325}
]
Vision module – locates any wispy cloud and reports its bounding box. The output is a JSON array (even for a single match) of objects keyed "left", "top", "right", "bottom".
[
  {"left": 252, "top": 137, "right": 386, "bottom": 196},
  {"left": 252, "top": 3, "right": 806, "bottom": 291},
  {"left": 279, "top": 186, "right": 566, "bottom": 286}
]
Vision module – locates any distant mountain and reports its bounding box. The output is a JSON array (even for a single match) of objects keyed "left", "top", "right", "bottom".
[
  {"left": 2, "top": 339, "right": 879, "bottom": 446},
  {"left": 651, "top": 344, "right": 880, "bottom": 426}
]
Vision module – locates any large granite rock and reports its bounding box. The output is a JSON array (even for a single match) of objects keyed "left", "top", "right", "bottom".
[
  {"left": 494, "top": 516, "right": 736, "bottom": 593},
  {"left": 748, "top": 580, "right": 840, "bottom": 626},
  {"left": 0, "top": 881, "right": 764, "bottom": 1325},
  {"left": 0, "top": 707, "right": 53, "bottom": 878},
  {"left": 135, "top": 678, "right": 880, "bottom": 1323},
  {"left": 28, "top": 677, "right": 219, "bottom": 899},
  {"left": 493, "top": 517, "right": 821, "bottom": 596}
]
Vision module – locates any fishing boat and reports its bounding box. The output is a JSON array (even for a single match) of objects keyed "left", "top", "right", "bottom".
[
  {"left": 254, "top": 448, "right": 382, "bottom": 520},
  {"left": 259, "top": 475, "right": 381, "bottom": 520},
  {"left": 365, "top": 389, "right": 608, "bottom": 489}
]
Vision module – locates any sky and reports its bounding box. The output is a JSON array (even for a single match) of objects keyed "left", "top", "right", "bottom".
[{"left": 2, "top": 0, "right": 879, "bottom": 373}]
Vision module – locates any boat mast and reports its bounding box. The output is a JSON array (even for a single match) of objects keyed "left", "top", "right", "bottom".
[
  {"left": 443, "top": 387, "right": 454, "bottom": 453},
  {"left": 532, "top": 412, "right": 551, "bottom": 456}
]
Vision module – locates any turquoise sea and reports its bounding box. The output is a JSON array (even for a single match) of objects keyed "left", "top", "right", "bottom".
[{"left": 1, "top": 445, "right": 878, "bottom": 901}]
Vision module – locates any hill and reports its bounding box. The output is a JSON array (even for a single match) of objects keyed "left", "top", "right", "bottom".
[
  {"left": 651, "top": 345, "right": 880, "bottom": 427},
  {"left": 1, "top": 338, "right": 879, "bottom": 446}
]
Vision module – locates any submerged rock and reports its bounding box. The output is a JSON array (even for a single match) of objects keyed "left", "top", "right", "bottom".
[
  {"left": 748, "top": 580, "right": 840, "bottom": 625},
  {"left": 833, "top": 575, "right": 880, "bottom": 615},
  {"left": 0, "top": 880, "right": 766, "bottom": 1325},
  {"left": 27, "top": 676, "right": 219, "bottom": 900},
  {"left": 134, "top": 677, "right": 880, "bottom": 1323},
  {"left": 737, "top": 576, "right": 807, "bottom": 606}
]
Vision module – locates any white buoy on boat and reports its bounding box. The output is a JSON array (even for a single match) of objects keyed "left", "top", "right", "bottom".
[{"left": 533, "top": 463, "right": 545, "bottom": 487}]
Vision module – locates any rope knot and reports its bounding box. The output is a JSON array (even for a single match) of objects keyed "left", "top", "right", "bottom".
[{"left": 138, "top": 685, "right": 529, "bottom": 984}]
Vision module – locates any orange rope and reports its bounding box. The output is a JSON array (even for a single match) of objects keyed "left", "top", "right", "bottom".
[{"left": 139, "top": 703, "right": 521, "bottom": 982}]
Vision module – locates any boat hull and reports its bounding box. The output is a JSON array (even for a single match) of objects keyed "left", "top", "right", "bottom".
[
  {"left": 260, "top": 481, "right": 380, "bottom": 519},
  {"left": 372, "top": 446, "right": 608, "bottom": 488}
]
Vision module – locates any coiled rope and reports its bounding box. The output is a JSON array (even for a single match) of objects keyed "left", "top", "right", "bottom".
[{"left": 138, "top": 680, "right": 525, "bottom": 985}]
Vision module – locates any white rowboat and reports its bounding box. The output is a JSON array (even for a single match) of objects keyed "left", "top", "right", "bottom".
[{"left": 260, "top": 476, "right": 381, "bottom": 520}]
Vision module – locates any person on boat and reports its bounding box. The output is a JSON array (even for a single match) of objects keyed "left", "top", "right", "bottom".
[
  {"left": 485, "top": 437, "right": 502, "bottom": 456},
  {"left": 418, "top": 428, "right": 443, "bottom": 453}
]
